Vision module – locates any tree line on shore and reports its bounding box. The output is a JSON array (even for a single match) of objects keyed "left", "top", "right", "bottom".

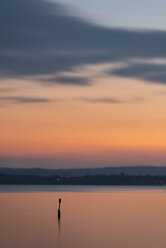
[{"left": 0, "top": 173, "right": 166, "bottom": 185}]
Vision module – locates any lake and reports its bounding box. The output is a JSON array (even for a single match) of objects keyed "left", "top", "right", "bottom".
[{"left": 1, "top": 185, "right": 166, "bottom": 248}]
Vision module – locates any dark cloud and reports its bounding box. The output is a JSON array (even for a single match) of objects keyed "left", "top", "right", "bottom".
[
  {"left": 75, "top": 97, "right": 146, "bottom": 104},
  {"left": 42, "top": 76, "right": 90, "bottom": 85},
  {"left": 76, "top": 97, "right": 124, "bottom": 103},
  {"left": 0, "top": 96, "right": 53, "bottom": 104},
  {"left": 0, "top": 96, "right": 145, "bottom": 106},
  {"left": 110, "top": 63, "right": 166, "bottom": 84},
  {"left": 1, "top": 0, "right": 166, "bottom": 84}
]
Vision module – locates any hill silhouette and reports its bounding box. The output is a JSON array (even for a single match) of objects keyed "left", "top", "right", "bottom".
[{"left": 1, "top": 166, "right": 166, "bottom": 177}]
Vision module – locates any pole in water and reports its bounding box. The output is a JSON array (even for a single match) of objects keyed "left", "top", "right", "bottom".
[{"left": 58, "top": 198, "right": 61, "bottom": 220}]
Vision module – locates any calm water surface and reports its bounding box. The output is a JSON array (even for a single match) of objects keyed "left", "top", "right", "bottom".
[{"left": 1, "top": 185, "right": 166, "bottom": 248}]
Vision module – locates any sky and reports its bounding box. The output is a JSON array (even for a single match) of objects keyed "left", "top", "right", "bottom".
[
  {"left": 1, "top": 0, "right": 166, "bottom": 168},
  {"left": 52, "top": 0, "right": 166, "bottom": 30}
]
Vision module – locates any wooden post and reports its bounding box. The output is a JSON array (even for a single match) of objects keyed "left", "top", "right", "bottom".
[{"left": 58, "top": 198, "right": 61, "bottom": 219}]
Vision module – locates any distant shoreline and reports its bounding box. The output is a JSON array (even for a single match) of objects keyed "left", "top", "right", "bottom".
[
  {"left": 1, "top": 166, "right": 166, "bottom": 177},
  {"left": 1, "top": 173, "right": 166, "bottom": 186}
]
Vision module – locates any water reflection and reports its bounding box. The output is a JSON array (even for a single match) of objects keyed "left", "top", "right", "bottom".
[
  {"left": 57, "top": 218, "right": 61, "bottom": 248},
  {"left": 58, "top": 218, "right": 61, "bottom": 232},
  {"left": 1, "top": 187, "right": 166, "bottom": 248}
]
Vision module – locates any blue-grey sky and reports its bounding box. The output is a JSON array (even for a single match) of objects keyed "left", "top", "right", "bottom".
[{"left": 52, "top": 0, "right": 166, "bottom": 30}]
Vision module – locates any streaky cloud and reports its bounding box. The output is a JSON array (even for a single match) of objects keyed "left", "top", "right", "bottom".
[
  {"left": 75, "top": 97, "right": 146, "bottom": 104},
  {"left": 1, "top": 0, "right": 166, "bottom": 85},
  {"left": 42, "top": 76, "right": 90, "bottom": 86},
  {"left": 110, "top": 63, "right": 166, "bottom": 84},
  {"left": 76, "top": 97, "right": 124, "bottom": 103},
  {"left": 0, "top": 96, "right": 54, "bottom": 104},
  {"left": 0, "top": 87, "right": 16, "bottom": 92}
]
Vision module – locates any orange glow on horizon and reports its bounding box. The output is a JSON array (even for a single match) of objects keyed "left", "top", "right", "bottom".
[{"left": 1, "top": 76, "right": 166, "bottom": 165}]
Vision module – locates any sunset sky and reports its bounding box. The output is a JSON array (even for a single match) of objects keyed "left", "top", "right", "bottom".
[{"left": 1, "top": 0, "right": 166, "bottom": 168}]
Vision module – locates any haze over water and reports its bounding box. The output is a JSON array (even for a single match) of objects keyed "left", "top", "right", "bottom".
[{"left": 1, "top": 186, "right": 166, "bottom": 248}]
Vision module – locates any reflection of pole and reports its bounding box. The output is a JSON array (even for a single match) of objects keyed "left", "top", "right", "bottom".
[
  {"left": 58, "top": 198, "right": 61, "bottom": 220},
  {"left": 57, "top": 204, "right": 61, "bottom": 248}
]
